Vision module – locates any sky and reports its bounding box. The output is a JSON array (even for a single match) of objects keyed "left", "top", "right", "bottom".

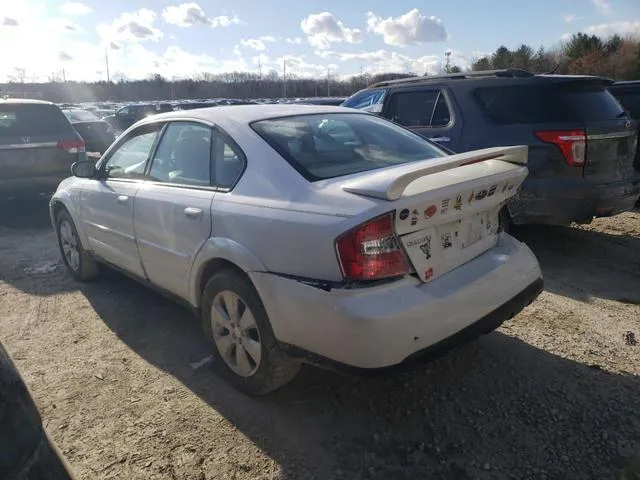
[{"left": 0, "top": 0, "right": 638, "bottom": 83}]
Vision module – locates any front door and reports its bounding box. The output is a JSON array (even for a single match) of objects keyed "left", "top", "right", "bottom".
[
  {"left": 134, "top": 121, "right": 215, "bottom": 299},
  {"left": 383, "top": 86, "right": 462, "bottom": 151},
  {"left": 79, "top": 124, "right": 162, "bottom": 277}
]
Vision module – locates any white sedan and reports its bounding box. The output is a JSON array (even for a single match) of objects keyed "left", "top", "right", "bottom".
[{"left": 50, "top": 105, "right": 543, "bottom": 395}]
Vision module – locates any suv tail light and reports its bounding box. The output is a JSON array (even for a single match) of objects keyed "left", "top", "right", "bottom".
[
  {"left": 58, "top": 139, "right": 86, "bottom": 154},
  {"left": 336, "top": 213, "right": 412, "bottom": 281},
  {"left": 535, "top": 130, "right": 586, "bottom": 166}
]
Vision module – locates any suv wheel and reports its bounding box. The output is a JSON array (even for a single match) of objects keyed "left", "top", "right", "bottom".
[
  {"left": 202, "top": 270, "right": 301, "bottom": 395},
  {"left": 55, "top": 210, "right": 100, "bottom": 281}
]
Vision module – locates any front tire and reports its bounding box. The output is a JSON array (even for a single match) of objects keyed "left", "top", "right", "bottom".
[
  {"left": 201, "top": 270, "right": 301, "bottom": 396},
  {"left": 55, "top": 210, "right": 100, "bottom": 281}
]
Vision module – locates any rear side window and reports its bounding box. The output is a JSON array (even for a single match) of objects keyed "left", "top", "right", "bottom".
[
  {"left": 0, "top": 104, "right": 72, "bottom": 137},
  {"left": 387, "top": 90, "right": 451, "bottom": 128},
  {"left": 252, "top": 113, "right": 447, "bottom": 181}
]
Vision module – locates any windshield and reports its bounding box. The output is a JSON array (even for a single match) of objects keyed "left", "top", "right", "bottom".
[
  {"left": 64, "top": 109, "right": 100, "bottom": 122},
  {"left": 251, "top": 113, "right": 447, "bottom": 181}
]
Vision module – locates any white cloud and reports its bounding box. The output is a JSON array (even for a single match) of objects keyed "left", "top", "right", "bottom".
[
  {"left": 58, "top": 2, "right": 91, "bottom": 16},
  {"left": 300, "top": 12, "right": 361, "bottom": 49},
  {"left": 319, "top": 49, "right": 444, "bottom": 76},
  {"left": 239, "top": 36, "right": 276, "bottom": 51},
  {"left": 367, "top": 9, "right": 448, "bottom": 46},
  {"left": 97, "top": 9, "right": 162, "bottom": 44},
  {"left": 286, "top": 37, "right": 302, "bottom": 45},
  {"left": 585, "top": 20, "right": 640, "bottom": 37},
  {"left": 2, "top": 17, "right": 19, "bottom": 26},
  {"left": 161, "top": 2, "right": 241, "bottom": 28},
  {"left": 564, "top": 14, "right": 577, "bottom": 23},
  {"left": 592, "top": 0, "right": 612, "bottom": 15}
]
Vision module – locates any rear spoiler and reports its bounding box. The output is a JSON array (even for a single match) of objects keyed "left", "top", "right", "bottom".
[{"left": 342, "top": 145, "right": 528, "bottom": 201}]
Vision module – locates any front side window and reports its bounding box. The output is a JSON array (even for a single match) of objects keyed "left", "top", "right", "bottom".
[
  {"left": 387, "top": 90, "right": 450, "bottom": 128},
  {"left": 102, "top": 126, "right": 161, "bottom": 179},
  {"left": 252, "top": 113, "right": 447, "bottom": 181},
  {"left": 149, "top": 122, "right": 212, "bottom": 186}
]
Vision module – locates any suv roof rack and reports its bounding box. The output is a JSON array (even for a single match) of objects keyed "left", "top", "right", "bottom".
[{"left": 369, "top": 69, "right": 534, "bottom": 88}]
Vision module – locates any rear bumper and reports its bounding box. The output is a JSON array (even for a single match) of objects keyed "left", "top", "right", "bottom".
[
  {"left": 249, "top": 233, "right": 542, "bottom": 369},
  {"left": 510, "top": 176, "right": 640, "bottom": 225}
]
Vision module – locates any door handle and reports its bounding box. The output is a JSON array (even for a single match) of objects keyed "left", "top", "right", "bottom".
[
  {"left": 117, "top": 195, "right": 129, "bottom": 204},
  {"left": 184, "top": 207, "right": 203, "bottom": 219},
  {"left": 429, "top": 136, "right": 450, "bottom": 142}
]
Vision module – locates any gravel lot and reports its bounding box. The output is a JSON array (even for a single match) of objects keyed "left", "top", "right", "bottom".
[{"left": 0, "top": 200, "right": 638, "bottom": 480}]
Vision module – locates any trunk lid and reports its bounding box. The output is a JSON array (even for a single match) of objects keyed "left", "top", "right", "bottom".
[{"left": 342, "top": 146, "right": 529, "bottom": 283}]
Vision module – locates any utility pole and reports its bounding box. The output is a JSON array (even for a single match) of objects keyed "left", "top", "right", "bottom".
[
  {"left": 283, "top": 59, "right": 287, "bottom": 98},
  {"left": 62, "top": 68, "right": 66, "bottom": 82},
  {"left": 327, "top": 68, "right": 330, "bottom": 97},
  {"left": 105, "top": 48, "right": 110, "bottom": 82}
]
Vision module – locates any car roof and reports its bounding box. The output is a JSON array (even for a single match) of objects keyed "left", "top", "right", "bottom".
[
  {"left": 0, "top": 98, "right": 55, "bottom": 105},
  {"left": 137, "top": 104, "right": 363, "bottom": 126}
]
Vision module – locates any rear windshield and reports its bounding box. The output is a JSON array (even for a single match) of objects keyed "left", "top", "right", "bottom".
[
  {"left": 0, "top": 104, "right": 72, "bottom": 137},
  {"left": 63, "top": 109, "right": 100, "bottom": 122},
  {"left": 251, "top": 113, "right": 447, "bottom": 181},
  {"left": 474, "top": 83, "right": 626, "bottom": 124}
]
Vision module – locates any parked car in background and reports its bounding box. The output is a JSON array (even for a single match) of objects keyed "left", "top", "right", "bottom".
[
  {"left": 62, "top": 109, "right": 116, "bottom": 154},
  {"left": 343, "top": 69, "right": 640, "bottom": 228},
  {"left": 103, "top": 102, "right": 174, "bottom": 132},
  {"left": 0, "top": 99, "right": 86, "bottom": 199},
  {"left": 0, "top": 340, "right": 76, "bottom": 479},
  {"left": 50, "top": 105, "right": 542, "bottom": 395},
  {"left": 609, "top": 80, "right": 640, "bottom": 172},
  {"left": 288, "top": 97, "right": 347, "bottom": 106}
]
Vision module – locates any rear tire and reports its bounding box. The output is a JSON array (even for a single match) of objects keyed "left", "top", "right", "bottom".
[
  {"left": 201, "top": 270, "right": 301, "bottom": 396},
  {"left": 55, "top": 210, "right": 100, "bottom": 281}
]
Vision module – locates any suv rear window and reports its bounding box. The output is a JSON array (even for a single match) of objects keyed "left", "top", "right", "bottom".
[
  {"left": 609, "top": 91, "right": 640, "bottom": 119},
  {"left": 251, "top": 113, "right": 447, "bottom": 181},
  {"left": 474, "top": 83, "right": 626, "bottom": 124},
  {"left": 0, "top": 104, "right": 72, "bottom": 137}
]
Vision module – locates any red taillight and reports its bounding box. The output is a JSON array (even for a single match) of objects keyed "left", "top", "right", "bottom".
[
  {"left": 58, "top": 139, "right": 86, "bottom": 154},
  {"left": 336, "top": 213, "right": 412, "bottom": 281},
  {"left": 535, "top": 130, "right": 586, "bottom": 166}
]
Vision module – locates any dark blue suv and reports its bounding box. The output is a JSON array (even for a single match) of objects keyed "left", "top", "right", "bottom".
[{"left": 343, "top": 69, "right": 640, "bottom": 227}]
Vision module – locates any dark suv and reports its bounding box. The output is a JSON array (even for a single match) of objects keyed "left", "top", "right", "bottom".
[
  {"left": 0, "top": 99, "right": 87, "bottom": 199},
  {"left": 609, "top": 80, "right": 640, "bottom": 172},
  {"left": 343, "top": 69, "right": 640, "bottom": 227}
]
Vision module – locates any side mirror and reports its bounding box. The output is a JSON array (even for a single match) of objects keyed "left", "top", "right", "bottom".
[{"left": 71, "top": 160, "right": 96, "bottom": 178}]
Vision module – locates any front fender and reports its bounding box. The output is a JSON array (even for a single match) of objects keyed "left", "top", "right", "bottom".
[
  {"left": 189, "top": 237, "right": 267, "bottom": 307},
  {"left": 49, "top": 188, "right": 89, "bottom": 250}
]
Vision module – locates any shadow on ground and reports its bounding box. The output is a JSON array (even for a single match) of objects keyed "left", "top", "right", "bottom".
[
  {"left": 0, "top": 198, "right": 52, "bottom": 230},
  {"left": 78, "top": 271, "right": 640, "bottom": 480},
  {"left": 516, "top": 224, "right": 640, "bottom": 304}
]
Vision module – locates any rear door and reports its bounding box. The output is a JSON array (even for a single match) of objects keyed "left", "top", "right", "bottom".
[
  {"left": 382, "top": 86, "right": 462, "bottom": 150},
  {"left": 0, "top": 103, "right": 80, "bottom": 195},
  {"left": 134, "top": 121, "right": 215, "bottom": 299},
  {"left": 610, "top": 86, "right": 640, "bottom": 170},
  {"left": 559, "top": 82, "right": 637, "bottom": 183}
]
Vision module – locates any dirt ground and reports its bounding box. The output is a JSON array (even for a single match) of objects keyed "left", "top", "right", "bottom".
[{"left": 0, "top": 200, "right": 639, "bottom": 480}]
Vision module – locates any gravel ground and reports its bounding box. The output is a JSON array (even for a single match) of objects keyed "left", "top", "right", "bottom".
[{"left": 0, "top": 200, "right": 638, "bottom": 480}]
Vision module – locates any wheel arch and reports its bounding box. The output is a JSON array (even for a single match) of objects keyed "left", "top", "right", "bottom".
[
  {"left": 190, "top": 238, "right": 267, "bottom": 309},
  {"left": 50, "top": 196, "right": 90, "bottom": 250}
]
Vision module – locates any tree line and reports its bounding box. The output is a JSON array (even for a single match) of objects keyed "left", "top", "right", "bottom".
[
  {"left": 470, "top": 33, "right": 640, "bottom": 79},
  {"left": 1, "top": 32, "right": 637, "bottom": 104}
]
